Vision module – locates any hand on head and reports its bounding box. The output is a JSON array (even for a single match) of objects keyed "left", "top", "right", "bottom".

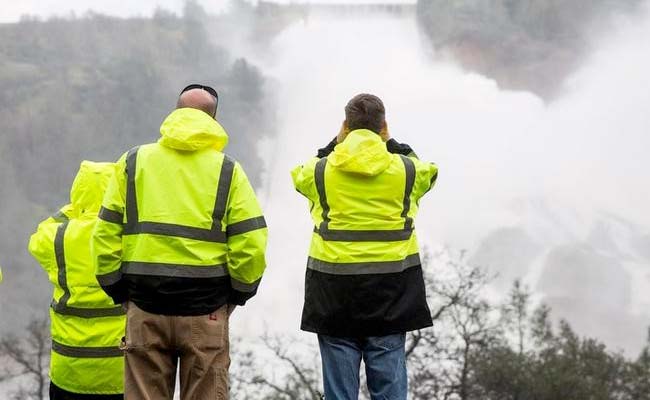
[
  {"left": 337, "top": 120, "right": 390, "bottom": 143},
  {"left": 336, "top": 120, "right": 350, "bottom": 143},
  {"left": 379, "top": 121, "right": 390, "bottom": 142}
]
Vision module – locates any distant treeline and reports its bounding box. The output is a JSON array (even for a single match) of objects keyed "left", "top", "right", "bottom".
[{"left": 0, "top": 2, "right": 273, "bottom": 325}]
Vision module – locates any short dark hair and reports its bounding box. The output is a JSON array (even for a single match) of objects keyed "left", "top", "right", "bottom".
[{"left": 344, "top": 94, "right": 385, "bottom": 134}]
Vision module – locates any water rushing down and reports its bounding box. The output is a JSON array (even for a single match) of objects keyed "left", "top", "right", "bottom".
[{"left": 231, "top": 9, "right": 650, "bottom": 352}]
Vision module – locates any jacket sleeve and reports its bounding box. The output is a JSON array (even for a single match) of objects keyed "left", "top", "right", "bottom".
[
  {"left": 386, "top": 138, "right": 418, "bottom": 159},
  {"left": 412, "top": 159, "right": 439, "bottom": 200},
  {"left": 28, "top": 214, "right": 63, "bottom": 278},
  {"left": 225, "top": 162, "right": 268, "bottom": 305},
  {"left": 317, "top": 137, "right": 338, "bottom": 158},
  {"left": 290, "top": 157, "right": 319, "bottom": 202},
  {"left": 92, "top": 154, "right": 128, "bottom": 304}
]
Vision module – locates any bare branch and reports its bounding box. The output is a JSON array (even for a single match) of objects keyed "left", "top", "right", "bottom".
[
  {"left": 0, "top": 316, "right": 50, "bottom": 400},
  {"left": 260, "top": 333, "right": 322, "bottom": 400}
]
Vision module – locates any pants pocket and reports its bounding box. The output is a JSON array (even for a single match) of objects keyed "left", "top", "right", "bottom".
[{"left": 191, "top": 306, "right": 227, "bottom": 351}]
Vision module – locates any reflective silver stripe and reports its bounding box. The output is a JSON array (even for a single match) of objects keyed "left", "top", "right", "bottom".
[
  {"left": 51, "top": 210, "right": 69, "bottom": 223},
  {"left": 125, "top": 146, "right": 140, "bottom": 229},
  {"left": 307, "top": 253, "right": 421, "bottom": 275},
  {"left": 126, "top": 221, "right": 226, "bottom": 242},
  {"left": 51, "top": 299, "right": 125, "bottom": 318},
  {"left": 314, "top": 158, "right": 330, "bottom": 233},
  {"left": 212, "top": 155, "right": 235, "bottom": 233},
  {"left": 96, "top": 269, "right": 123, "bottom": 286},
  {"left": 313, "top": 156, "right": 416, "bottom": 242},
  {"left": 54, "top": 222, "right": 71, "bottom": 310},
  {"left": 231, "top": 277, "right": 261, "bottom": 293},
  {"left": 123, "top": 147, "right": 233, "bottom": 243},
  {"left": 315, "top": 227, "right": 412, "bottom": 242},
  {"left": 52, "top": 340, "right": 122, "bottom": 358},
  {"left": 98, "top": 207, "right": 124, "bottom": 225},
  {"left": 400, "top": 155, "right": 416, "bottom": 230},
  {"left": 227, "top": 216, "right": 267, "bottom": 237},
  {"left": 122, "top": 262, "right": 229, "bottom": 278}
]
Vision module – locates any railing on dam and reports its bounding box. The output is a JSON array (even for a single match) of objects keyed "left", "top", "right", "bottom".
[{"left": 257, "top": 1, "right": 417, "bottom": 18}]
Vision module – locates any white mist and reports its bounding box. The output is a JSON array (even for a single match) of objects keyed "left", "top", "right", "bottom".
[{"left": 230, "top": 5, "right": 650, "bottom": 353}]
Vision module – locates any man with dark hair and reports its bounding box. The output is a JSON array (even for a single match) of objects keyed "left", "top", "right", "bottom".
[
  {"left": 344, "top": 93, "right": 385, "bottom": 134},
  {"left": 292, "top": 93, "right": 438, "bottom": 399},
  {"left": 93, "top": 84, "right": 268, "bottom": 399},
  {"left": 318, "top": 94, "right": 418, "bottom": 159}
]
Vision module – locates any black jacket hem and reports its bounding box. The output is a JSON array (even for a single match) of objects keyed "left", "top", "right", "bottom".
[
  {"left": 124, "top": 274, "right": 244, "bottom": 316},
  {"left": 301, "top": 318, "right": 433, "bottom": 338},
  {"left": 301, "top": 264, "right": 433, "bottom": 338}
]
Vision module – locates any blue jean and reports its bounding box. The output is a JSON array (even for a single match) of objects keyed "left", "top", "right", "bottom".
[{"left": 318, "top": 333, "right": 407, "bottom": 400}]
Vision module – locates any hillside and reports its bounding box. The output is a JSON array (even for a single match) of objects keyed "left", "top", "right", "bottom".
[
  {"left": 417, "top": 0, "right": 644, "bottom": 99},
  {"left": 0, "top": 4, "right": 275, "bottom": 334}
]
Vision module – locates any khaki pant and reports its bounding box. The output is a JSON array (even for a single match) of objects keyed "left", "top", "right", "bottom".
[{"left": 123, "top": 302, "right": 230, "bottom": 400}]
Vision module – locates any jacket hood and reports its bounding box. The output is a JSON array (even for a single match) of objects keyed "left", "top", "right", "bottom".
[
  {"left": 329, "top": 129, "right": 392, "bottom": 176},
  {"left": 69, "top": 161, "right": 115, "bottom": 216},
  {"left": 158, "top": 108, "right": 229, "bottom": 152}
]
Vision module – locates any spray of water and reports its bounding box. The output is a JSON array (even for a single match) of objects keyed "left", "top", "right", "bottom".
[{"left": 230, "top": 6, "right": 650, "bottom": 353}]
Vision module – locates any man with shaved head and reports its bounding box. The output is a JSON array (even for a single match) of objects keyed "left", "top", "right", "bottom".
[
  {"left": 93, "top": 84, "right": 268, "bottom": 399},
  {"left": 177, "top": 88, "right": 218, "bottom": 117}
]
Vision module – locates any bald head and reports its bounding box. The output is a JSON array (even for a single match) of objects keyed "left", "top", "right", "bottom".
[{"left": 177, "top": 89, "right": 217, "bottom": 117}]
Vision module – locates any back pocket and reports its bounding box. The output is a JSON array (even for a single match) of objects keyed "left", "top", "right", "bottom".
[{"left": 191, "top": 306, "right": 227, "bottom": 351}]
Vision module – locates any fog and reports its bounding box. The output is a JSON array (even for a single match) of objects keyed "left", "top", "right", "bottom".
[{"left": 0, "top": 1, "right": 649, "bottom": 392}]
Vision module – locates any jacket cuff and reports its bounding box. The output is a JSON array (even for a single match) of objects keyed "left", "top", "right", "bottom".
[
  {"left": 318, "top": 137, "right": 416, "bottom": 158},
  {"left": 386, "top": 138, "right": 416, "bottom": 156},
  {"left": 228, "top": 278, "right": 261, "bottom": 305},
  {"left": 101, "top": 282, "right": 128, "bottom": 305},
  {"left": 317, "top": 137, "right": 338, "bottom": 158},
  {"left": 228, "top": 291, "right": 254, "bottom": 306}
]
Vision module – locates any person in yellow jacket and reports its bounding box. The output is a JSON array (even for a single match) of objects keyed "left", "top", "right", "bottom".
[
  {"left": 292, "top": 94, "right": 438, "bottom": 399},
  {"left": 92, "top": 84, "right": 267, "bottom": 399},
  {"left": 29, "top": 161, "right": 125, "bottom": 400}
]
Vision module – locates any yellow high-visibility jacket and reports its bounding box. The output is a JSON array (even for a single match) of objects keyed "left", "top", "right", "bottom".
[
  {"left": 292, "top": 129, "right": 438, "bottom": 336},
  {"left": 28, "top": 161, "right": 124, "bottom": 395},
  {"left": 92, "top": 108, "right": 267, "bottom": 315}
]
